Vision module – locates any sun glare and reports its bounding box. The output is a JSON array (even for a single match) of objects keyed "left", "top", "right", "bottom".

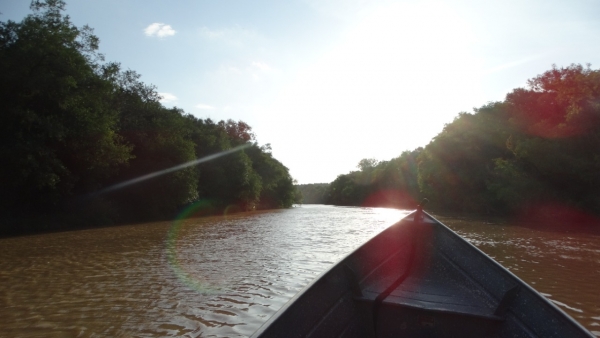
[{"left": 266, "top": 1, "right": 483, "bottom": 183}]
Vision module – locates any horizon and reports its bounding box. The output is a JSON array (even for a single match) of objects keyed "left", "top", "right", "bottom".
[{"left": 3, "top": 0, "right": 600, "bottom": 184}]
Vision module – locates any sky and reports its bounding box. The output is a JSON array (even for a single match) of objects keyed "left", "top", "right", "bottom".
[{"left": 3, "top": 0, "right": 600, "bottom": 184}]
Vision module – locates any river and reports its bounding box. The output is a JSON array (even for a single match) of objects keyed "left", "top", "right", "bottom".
[{"left": 0, "top": 205, "right": 598, "bottom": 337}]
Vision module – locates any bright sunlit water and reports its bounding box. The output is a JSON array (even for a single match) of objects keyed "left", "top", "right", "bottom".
[
  {"left": 0, "top": 205, "right": 406, "bottom": 337},
  {"left": 1, "top": 205, "right": 599, "bottom": 337}
]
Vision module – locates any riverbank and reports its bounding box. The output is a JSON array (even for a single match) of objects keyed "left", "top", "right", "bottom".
[{"left": 0, "top": 204, "right": 290, "bottom": 239}]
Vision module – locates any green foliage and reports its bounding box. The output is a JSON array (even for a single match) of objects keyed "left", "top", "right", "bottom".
[
  {"left": 187, "top": 120, "right": 296, "bottom": 211},
  {"left": 324, "top": 150, "right": 421, "bottom": 208},
  {"left": 218, "top": 119, "right": 256, "bottom": 146},
  {"left": 418, "top": 64, "right": 600, "bottom": 215},
  {"left": 491, "top": 65, "right": 600, "bottom": 213},
  {"left": 0, "top": 1, "right": 297, "bottom": 234},
  {"left": 323, "top": 64, "right": 600, "bottom": 217},
  {"left": 417, "top": 104, "right": 511, "bottom": 212},
  {"left": 245, "top": 143, "right": 296, "bottom": 209},
  {"left": 5, "top": 0, "right": 600, "bottom": 233},
  {"left": 296, "top": 183, "right": 329, "bottom": 204},
  {"left": 197, "top": 150, "right": 260, "bottom": 211},
  {"left": 0, "top": 0, "right": 131, "bottom": 218},
  {"left": 357, "top": 158, "right": 379, "bottom": 171}
]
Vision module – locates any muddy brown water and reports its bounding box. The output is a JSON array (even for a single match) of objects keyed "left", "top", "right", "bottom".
[
  {"left": 436, "top": 215, "right": 600, "bottom": 337},
  {"left": 1, "top": 205, "right": 598, "bottom": 337}
]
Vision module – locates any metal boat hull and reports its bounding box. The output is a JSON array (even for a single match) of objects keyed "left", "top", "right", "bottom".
[{"left": 251, "top": 211, "right": 594, "bottom": 338}]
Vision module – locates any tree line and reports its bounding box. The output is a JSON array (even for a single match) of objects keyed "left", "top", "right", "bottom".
[
  {"left": 0, "top": 0, "right": 297, "bottom": 235},
  {"left": 299, "top": 64, "right": 600, "bottom": 221}
]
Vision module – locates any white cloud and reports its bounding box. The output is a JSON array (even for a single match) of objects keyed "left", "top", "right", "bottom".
[
  {"left": 251, "top": 61, "right": 272, "bottom": 72},
  {"left": 144, "top": 23, "right": 176, "bottom": 38},
  {"left": 159, "top": 92, "right": 178, "bottom": 103},
  {"left": 195, "top": 104, "right": 216, "bottom": 110}
]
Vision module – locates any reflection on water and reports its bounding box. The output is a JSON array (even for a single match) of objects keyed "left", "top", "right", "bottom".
[
  {"left": 0, "top": 205, "right": 407, "bottom": 337},
  {"left": 437, "top": 215, "right": 600, "bottom": 337},
  {"left": 1, "top": 206, "right": 599, "bottom": 337}
]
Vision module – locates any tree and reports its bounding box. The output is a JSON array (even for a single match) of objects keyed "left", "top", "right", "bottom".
[
  {"left": 490, "top": 65, "right": 600, "bottom": 213},
  {"left": 357, "top": 158, "right": 378, "bottom": 171},
  {"left": 0, "top": 0, "right": 300, "bottom": 234},
  {"left": 218, "top": 119, "right": 255, "bottom": 146},
  {"left": 417, "top": 105, "right": 511, "bottom": 213},
  {"left": 245, "top": 143, "right": 296, "bottom": 209},
  {"left": 0, "top": 0, "right": 132, "bottom": 221},
  {"left": 295, "top": 183, "right": 329, "bottom": 204}
]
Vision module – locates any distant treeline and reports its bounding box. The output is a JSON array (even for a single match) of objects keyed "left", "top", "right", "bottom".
[
  {"left": 0, "top": 1, "right": 297, "bottom": 235},
  {"left": 295, "top": 183, "right": 329, "bottom": 204},
  {"left": 299, "top": 64, "right": 600, "bottom": 221}
]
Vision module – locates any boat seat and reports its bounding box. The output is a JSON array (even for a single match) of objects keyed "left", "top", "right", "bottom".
[
  {"left": 352, "top": 250, "right": 506, "bottom": 322},
  {"left": 358, "top": 275, "right": 503, "bottom": 322}
]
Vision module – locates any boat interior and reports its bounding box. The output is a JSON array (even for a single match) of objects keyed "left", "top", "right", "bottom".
[{"left": 252, "top": 212, "right": 592, "bottom": 338}]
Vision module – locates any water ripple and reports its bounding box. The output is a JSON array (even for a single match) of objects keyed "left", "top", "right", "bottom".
[
  {"left": 0, "top": 205, "right": 406, "bottom": 337},
  {"left": 439, "top": 216, "right": 600, "bottom": 337}
]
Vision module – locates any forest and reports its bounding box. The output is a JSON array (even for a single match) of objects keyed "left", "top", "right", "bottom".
[
  {"left": 5, "top": 2, "right": 600, "bottom": 236},
  {"left": 0, "top": 1, "right": 298, "bottom": 235},
  {"left": 299, "top": 64, "right": 600, "bottom": 222}
]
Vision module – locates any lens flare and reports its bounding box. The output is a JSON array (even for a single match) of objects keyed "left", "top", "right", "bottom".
[
  {"left": 92, "top": 144, "right": 250, "bottom": 197},
  {"left": 166, "top": 199, "right": 221, "bottom": 294}
]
